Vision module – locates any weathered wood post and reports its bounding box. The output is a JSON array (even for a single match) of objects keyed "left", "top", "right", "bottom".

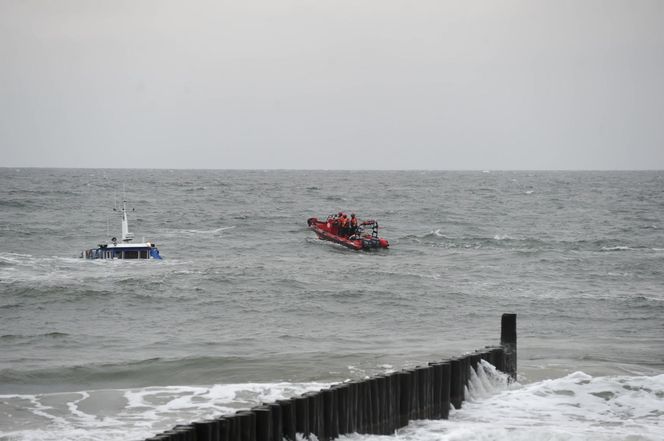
[
  {"left": 469, "top": 353, "right": 481, "bottom": 377},
  {"left": 277, "top": 399, "right": 295, "bottom": 441},
  {"left": 173, "top": 424, "right": 195, "bottom": 441},
  {"left": 237, "top": 411, "right": 256, "bottom": 441},
  {"left": 209, "top": 419, "right": 221, "bottom": 441},
  {"left": 449, "top": 358, "right": 463, "bottom": 409},
  {"left": 305, "top": 392, "right": 323, "bottom": 441},
  {"left": 429, "top": 362, "right": 443, "bottom": 419},
  {"left": 376, "top": 376, "right": 388, "bottom": 434},
  {"left": 369, "top": 378, "right": 380, "bottom": 433},
  {"left": 413, "top": 366, "right": 427, "bottom": 420},
  {"left": 193, "top": 420, "right": 213, "bottom": 441},
  {"left": 333, "top": 384, "right": 349, "bottom": 435},
  {"left": 501, "top": 313, "right": 517, "bottom": 380},
  {"left": 293, "top": 396, "right": 310, "bottom": 438},
  {"left": 491, "top": 347, "right": 504, "bottom": 372},
  {"left": 361, "top": 380, "right": 372, "bottom": 433},
  {"left": 461, "top": 356, "right": 471, "bottom": 398},
  {"left": 218, "top": 416, "right": 231, "bottom": 441},
  {"left": 440, "top": 362, "right": 450, "bottom": 419},
  {"left": 347, "top": 381, "right": 359, "bottom": 433},
  {"left": 254, "top": 406, "right": 272, "bottom": 441},
  {"left": 227, "top": 413, "right": 241, "bottom": 441},
  {"left": 322, "top": 387, "right": 339, "bottom": 440},
  {"left": 267, "top": 403, "right": 282, "bottom": 441},
  {"left": 386, "top": 372, "right": 399, "bottom": 433},
  {"left": 397, "top": 370, "right": 411, "bottom": 427}
]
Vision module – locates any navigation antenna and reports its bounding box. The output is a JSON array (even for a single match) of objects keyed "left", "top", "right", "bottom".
[
  {"left": 121, "top": 198, "right": 135, "bottom": 242},
  {"left": 113, "top": 187, "right": 134, "bottom": 242}
]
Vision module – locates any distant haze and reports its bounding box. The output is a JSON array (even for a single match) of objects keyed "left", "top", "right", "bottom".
[{"left": 1, "top": 0, "right": 663, "bottom": 170}]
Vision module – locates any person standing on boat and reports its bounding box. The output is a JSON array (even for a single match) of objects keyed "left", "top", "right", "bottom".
[
  {"left": 333, "top": 212, "right": 343, "bottom": 235},
  {"left": 340, "top": 214, "right": 350, "bottom": 237},
  {"left": 349, "top": 214, "right": 358, "bottom": 236}
]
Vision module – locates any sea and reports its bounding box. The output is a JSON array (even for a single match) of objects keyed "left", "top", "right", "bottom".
[{"left": 0, "top": 168, "right": 662, "bottom": 441}]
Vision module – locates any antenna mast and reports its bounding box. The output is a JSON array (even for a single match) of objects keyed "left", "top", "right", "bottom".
[{"left": 121, "top": 197, "right": 134, "bottom": 243}]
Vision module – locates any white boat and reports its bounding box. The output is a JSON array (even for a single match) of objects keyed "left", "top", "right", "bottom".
[{"left": 81, "top": 200, "right": 162, "bottom": 260}]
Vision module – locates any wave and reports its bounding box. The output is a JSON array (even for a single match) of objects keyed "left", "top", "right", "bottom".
[
  {"left": 0, "top": 332, "right": 70, "bottom": 342},
  {"left": 0, "top": 200, "right": 32, "bottom": 209},
  {"left": 181, "top": 226, "right": 236, "bottom": 235},
  {"left": 183, "top": 186, "right": 208, "bottom": 192},
  {"left": 439, "top": 367, "right": 664, "bottom": 441},
  {"left": 384, "top": 364, "right": 664, "bottom": 441},
  {"left": 401, "top": 233, "right": 650, "bottom": 253},
  {"left": 0, "top": 354, "right": 346, "bottom": 394},
  {"left": 600, "top": 246, "right": 633, "bottom": 252}
]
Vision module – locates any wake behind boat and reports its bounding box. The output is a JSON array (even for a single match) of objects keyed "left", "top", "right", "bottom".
[
  {"left": 81, "top": 200, "right": 162, "bottom": 260},
  {"left": 307, "top": 213, "right": 389, "bottom": 250}
]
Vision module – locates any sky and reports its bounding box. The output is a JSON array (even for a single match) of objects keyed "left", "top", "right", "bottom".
[{"left": 1, "top": 0, "right": 663, "bottom": 170}]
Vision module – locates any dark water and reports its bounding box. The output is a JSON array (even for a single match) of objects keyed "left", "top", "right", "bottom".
[{"left": 1, "top": 169, "right": 663, "bottom": 440}]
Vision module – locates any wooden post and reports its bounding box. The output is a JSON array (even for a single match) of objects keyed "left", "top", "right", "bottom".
[
  {"left": 501, "top": 313, "right": 517, "bottom": 379},
  {"left": 193, "top": 420, "right": 212, "bottom": 441},
  {"left": 277, "top": 399, "right": 296, "bottom": 441},
  {"left": 294, "top": 396, "right": 310, "bottom": 438},
  {"left": 254, "top": 406, "right": 273, "bottom": 441},
  {"left": 237, "top": 411, "right": 256, "bottom": 441},
  {"left": 322, "top": 388, "right": 339, "bottom": 440},
  {"left": 449, "top": 358, "right": 463, "bottom": 409},
  {"left": 429, "top": 363, "right": 443, "bottom": 419},
  {"left": 207, "top": 419, "right": 220, "bottom": 441},
  {"left": 218, "top": 417, "right": 231, "bottom": 441},
  {"left": 397, "top": 370, "right": 411, "bottom": 428},
  {"left": 332, "top": 384, "right": 349, "bottom": 435},
  {"left": 440, "top": 362, "right": 451, "bottom": 419},
  {"left": 385, "top": 372, "right": 399, "bottom": 433},
  {"left": 227, "top": 414, "right": 241, "bottom": 441},
  {"left": 347, "top": 381, "right": 360, "bottom": 433},
  {"left": 267, "top": 403, "right": 282, "bottom": 441}
]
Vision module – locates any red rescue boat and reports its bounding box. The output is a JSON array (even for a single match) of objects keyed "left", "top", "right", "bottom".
[{"left": 307, "top": 215, "right": 389, "bottom": 250}]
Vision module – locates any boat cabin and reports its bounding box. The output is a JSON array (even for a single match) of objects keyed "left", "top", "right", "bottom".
[{"left": 83, "top": 242, "right": 161, "bottom": 260}]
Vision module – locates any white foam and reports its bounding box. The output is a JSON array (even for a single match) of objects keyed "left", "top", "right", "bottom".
[
  {"left": 0, "top": 251, "right": 193, "bottom": 285},
  {"left": 0, "top": 381, "right": 330, "bottom": 441},
  {"left": 334, "top": 363, "right": 663, "bottom": 441},
  {"left": 398, "top": 364, "right": 662, "bottom": 441},
  {"left": 183, "top": 226, "right": 236, "bottom": 235},
  {"left": 601, "top": 246, "right": 632, "bottom": 252}
]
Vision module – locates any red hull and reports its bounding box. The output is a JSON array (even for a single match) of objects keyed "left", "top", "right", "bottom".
[{"left": 307, "top": 217, "right": 389, "bottom": 250}]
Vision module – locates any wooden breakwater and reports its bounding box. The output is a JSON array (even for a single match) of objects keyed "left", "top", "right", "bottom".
[{"left": 145, "top": 313, "right": 517, "bottom": 441}]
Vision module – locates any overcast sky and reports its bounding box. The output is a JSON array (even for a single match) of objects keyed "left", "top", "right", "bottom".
[{"left": 1, "top": 0, "right": 663, "bottom": 169}]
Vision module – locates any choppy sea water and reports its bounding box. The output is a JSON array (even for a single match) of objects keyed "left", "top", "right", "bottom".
[{"left": 1, "top": 169, "right": 663, "bottom": 440}]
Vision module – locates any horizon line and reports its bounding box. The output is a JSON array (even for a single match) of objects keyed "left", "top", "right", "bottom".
[{"left": 1, "top": 166, "right": 663, "bottom": 172}]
